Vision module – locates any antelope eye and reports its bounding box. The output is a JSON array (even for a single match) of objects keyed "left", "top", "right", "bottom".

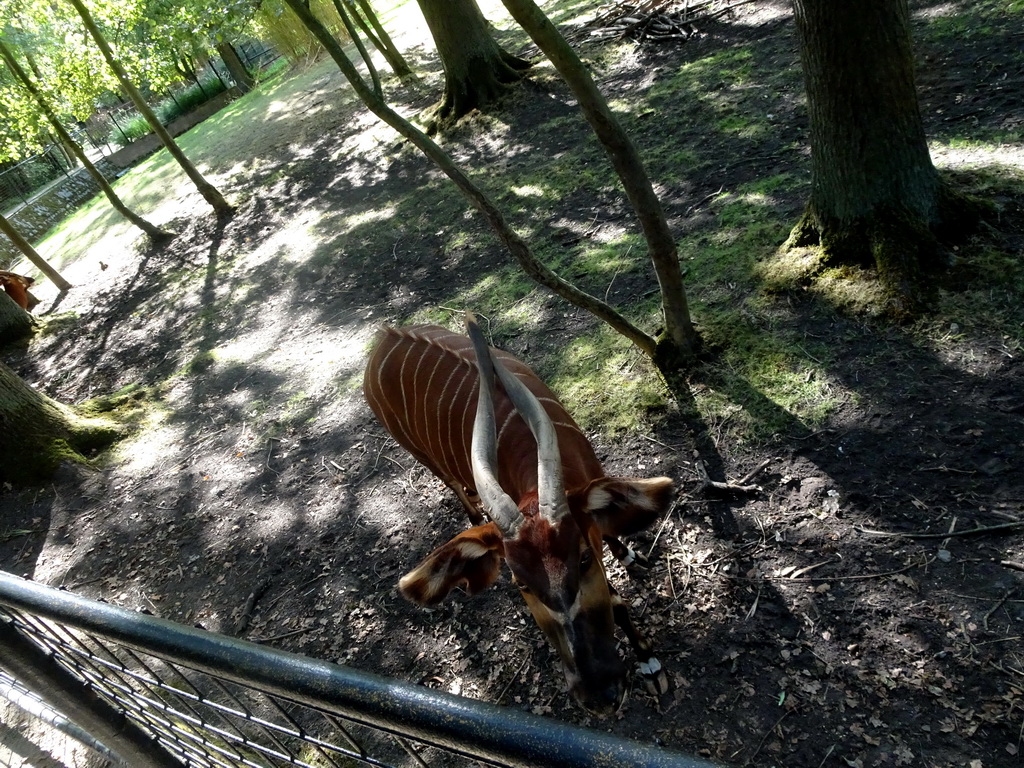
[
  {"left": 513, "top": 578, "right": 531, "bottom": 594},
  {"left": 579, "top": 548, "right": 594, "bottom": 572}
]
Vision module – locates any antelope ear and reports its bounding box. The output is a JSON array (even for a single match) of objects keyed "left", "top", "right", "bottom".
[
  {"left": 584, "top": 477, "right": 674, "bottom": 538},
  {"left": 398, "top": 522, "right": 505, "bottom": 606}
]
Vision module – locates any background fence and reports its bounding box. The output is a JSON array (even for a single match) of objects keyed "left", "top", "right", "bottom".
[
  {"left": 0, "top": 571, "right": 716, "bottom": 768},
  {"left": 0, "top": 147, "right": 76, "bottom": 215}
]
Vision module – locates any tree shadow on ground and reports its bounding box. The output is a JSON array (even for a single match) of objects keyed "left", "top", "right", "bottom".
[{"left": 2, "top": 1, "right": 1022, "bottom": 765}]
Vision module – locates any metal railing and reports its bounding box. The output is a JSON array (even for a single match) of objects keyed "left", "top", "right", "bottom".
[{"left": 0, "top": 571, "right": 715, "bottom": 768}]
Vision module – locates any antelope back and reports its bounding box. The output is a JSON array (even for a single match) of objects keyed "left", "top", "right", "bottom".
[
  {"left": 364, "top": 322, "right": 674, "bottom": 716},
  {"left": 363, "top": 325, "right": 601, "bottom": 500},
  {"left": 0, "top": 271, "right": 33, "bottom": 311}
]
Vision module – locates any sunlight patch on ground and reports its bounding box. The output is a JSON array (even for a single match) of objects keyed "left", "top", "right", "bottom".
[
  {"left": 931, "top": 142, "right": 1024, "bottom": 167},
  {"left": 511, "top": 184, "right": 549, "bottom": 198},
  {"left": 111, "top": 409, "right": 181, "bottom": 477},
  {"left": 212, "top": 320, "right": 372, "bottom": 398},
  {"left": 245, "top": 210, "right": 326, "bottom": 267},
  {"left": 336, "top": 206, "right": 400, "bottom": 232}
]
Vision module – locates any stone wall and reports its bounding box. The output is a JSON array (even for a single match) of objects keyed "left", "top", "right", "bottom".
[{"left": 0, "top": 164, "right": 109, "bottom": 266}]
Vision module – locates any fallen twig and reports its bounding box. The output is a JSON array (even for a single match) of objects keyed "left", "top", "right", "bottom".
[
  {"left": 737, "top": 458, "right": 773, "bottom": 486},
  {"left": 733, "top": 556, "right": 935, "bottom": 583},
  {"left": 232, "top": 577, "right": 272, "bottom": 637},
  {"left": 855, "top": 520, "right": 1024, "bottom": 539},
  {"left": 983, "top": 590, "right": 1015, "bottom": 630},
  {"left": 252, "top": 626, "right": 315, "bottom": 643},
  {"left": 1001, "top": 560, "right": 1024, "bottom": 573},
  {"left": 745, "top": 706, "right": 793, "bottom": 766},
  {"left": 695, "top": 459, "right": 761, "bottom": 495}
]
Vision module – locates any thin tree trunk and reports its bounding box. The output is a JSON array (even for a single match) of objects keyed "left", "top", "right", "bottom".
[
  {"left": 282, "top": 0, "right": 657, "bottom": 358},
  {"left": 350, "top": 0, "right": 413, "bottom": 77},
  {"left": 66, "top": 0, "right": 234, "bottom": 218},
  {"left": 332, "top": 0, "right": 383, "bottom": 96},
  {"left": 0, "top": 213, "right": 71, "bottom": 292},
  {"left": 0, "top": 39, "right": 174, "bottom": 242},
  {"left": 499, "top": 0, "right": 700, "bottom": 369}
]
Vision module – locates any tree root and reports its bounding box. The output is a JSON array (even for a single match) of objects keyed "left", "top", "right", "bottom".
[{"left": 425, "top": 54, "right": 531, "bottom": 134}]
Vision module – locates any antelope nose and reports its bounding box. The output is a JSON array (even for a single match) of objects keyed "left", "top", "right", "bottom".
[{"left": 576, "top": 679, "right": 625, "bottom": 717}]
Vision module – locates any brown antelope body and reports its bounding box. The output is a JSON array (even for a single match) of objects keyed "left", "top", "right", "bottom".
[
  {"left": 0, "top": 271, "right": 36, "bottom": 311},
  {"left": 363, "top": 317, "right": 673, "bottom": 714}
]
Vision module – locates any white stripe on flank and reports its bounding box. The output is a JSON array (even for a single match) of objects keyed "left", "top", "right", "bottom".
[
  {"left": 409, "top": 343, "right": 433, "bottom": 448},
  {"left": 434, "top": 363, "right": 465, "bottom": 482},
  {"left": 496, "top": 408, "right": 517, "bottom": 453},
  {"left": 396, "top": 340, "right": 417, "bottom": 428},
  {"left": 420, "top": 347, "right": 446, "bottom": 464},
  {"left": 368, "top": 337, "right": 417, "bottom": 449},
  {"left": 444, "top": 368, "right": 473, "bottom": 482}
]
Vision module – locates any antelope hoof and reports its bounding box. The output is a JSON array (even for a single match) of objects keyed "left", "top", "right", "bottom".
[
  {"left": 624, "top": 549, "right": 652, "bottom": 576},
  {"left": 639, "top": 658, "right": 669, "bottom": 695}
]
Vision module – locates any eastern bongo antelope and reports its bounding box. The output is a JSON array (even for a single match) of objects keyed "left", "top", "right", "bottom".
[{"left": 363, "top": 314, "right": 672, "bottom": 715}]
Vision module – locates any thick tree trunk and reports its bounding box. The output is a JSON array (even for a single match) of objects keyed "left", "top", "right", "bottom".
[
  {"left": 417, "top": 0, "right": 531, "bottom": 130},
  {"left": 0, "top": 291, "right": 34, "bottom": 344},
  {"left": 0, "top": 362, "right": 121, "bottom": 484},
  {"left": 788, "top": 0, "right": 977, "bottom": 311},
  {"left": 216, "top": 42, "right": 254, "bottom": 94}
]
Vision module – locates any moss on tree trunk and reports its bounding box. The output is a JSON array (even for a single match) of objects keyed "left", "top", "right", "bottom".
[
  {"left": 785, "top": 0, "right": 981, "bottom": 314},
  {"left": 417, "top": 0, "right": 531, "bottom": 132},
  {"left": 0, "top": 362, "right": 122, "bottom": 484}
]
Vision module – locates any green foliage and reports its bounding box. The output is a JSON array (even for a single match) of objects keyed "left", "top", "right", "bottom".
[{"left": 253, "top": 0, "right": 352, "bottom": 63}]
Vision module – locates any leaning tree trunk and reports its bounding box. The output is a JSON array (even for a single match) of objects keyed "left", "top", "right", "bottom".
[
  {"left": 282, "top": 0, "right": 659, "bottom": 358},
  {"left": 349, "top": 0, "right": 413, "bottom": 78},
  {"left": 0, "top": 39, "right": 174, "bottom": 242},
  {"left": 0, "top": 361, "right": 121, "bottom": 484},
  {"left": 417, "top": 0, "right": 531, "bottom": 130},
  {"left": 0, "top": 212, "right": 71, "bottom": 291},
  {"left": 216, "top": 42, "right": 254, "bottom": 94},
  {"left": 66, "top": 0, "right": 234, "bottom": 219},
  {"left": 501, "top": 0, "right": 701, "bottom": 371},
  {"left": 787, "top": 0, "right": 975, "bottom": 311}
]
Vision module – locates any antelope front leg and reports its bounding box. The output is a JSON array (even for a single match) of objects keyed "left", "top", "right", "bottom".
[
  {"left": 604, "top": 536, "right": 651, "bottom": 576},
  {"left": 609, "top": 584, "right": 668, "bottom": 695}
]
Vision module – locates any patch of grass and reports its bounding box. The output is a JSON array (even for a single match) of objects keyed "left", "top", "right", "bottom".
[
  {"left": 695, "top": 310, "right": 841, "bottom": 442},
  {"left": 563, "top": 232, "right": 646, "bottom": 278},
  {"left": 183, "top": 350, "right": 216, "bottom": 376},
  {"left": 684, "top": 175, "right": 804, "bottom": 295},
  {"left": 459, "top": 264, "right": 536, "bottom": 313},
  {"left": 80, "top": 383, "right": 156, "bottom": 432},
  {"left": 1, "top": 527, "right": 38, "bottom": 542},
  {"left": 35, "top": 311, "right": 80, "bottom": 338},
  {"left": 546, "top": 323, "right": 669, "bottom": 435}
]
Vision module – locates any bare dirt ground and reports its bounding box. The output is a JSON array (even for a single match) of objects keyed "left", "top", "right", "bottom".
[{"left": 2, "top": 1, "right": 1023, "bottom": 766}]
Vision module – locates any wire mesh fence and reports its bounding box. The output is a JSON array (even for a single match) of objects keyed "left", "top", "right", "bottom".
[
  {"left": 0, "top": 572, "right": 716, "bottom": 768},
  {"left": 0, "top": 146, "right": 75, "bottom": 214}
]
